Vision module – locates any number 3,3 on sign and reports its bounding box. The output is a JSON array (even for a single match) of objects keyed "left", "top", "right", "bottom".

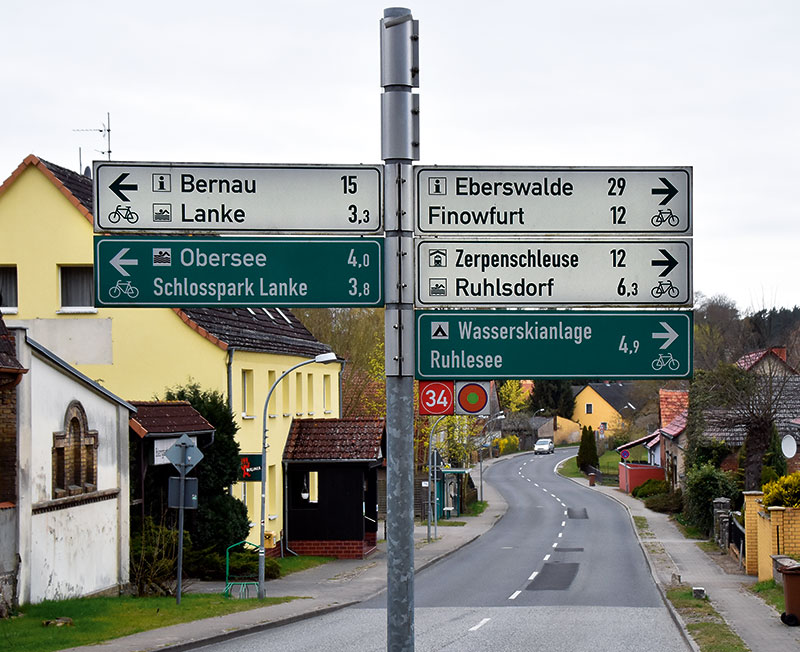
[{"left": 419, "top": 380, "right": 454, "bottom": 415}]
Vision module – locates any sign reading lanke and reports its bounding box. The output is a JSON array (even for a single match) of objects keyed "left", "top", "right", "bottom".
[
  {"left": 94, "top": 236, "right": 383, "bottom": 307},
  {"left": 416, "top": 310, "right": 693, "bottom": 380},
  {"left": 94, "top": 162, "right": 382, "bottom": 233}
]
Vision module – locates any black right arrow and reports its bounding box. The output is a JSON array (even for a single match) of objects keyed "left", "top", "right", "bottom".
[
  {"left": 109, "top": 173, "right": 138, "bottom": 202},
  {"left": 652, "top": 248, "right": 679, "bottom": 277},
  {"left": 652, "top": 177, "right": 678, "bottom": 205}
]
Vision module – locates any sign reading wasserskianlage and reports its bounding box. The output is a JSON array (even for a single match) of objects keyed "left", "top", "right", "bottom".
[
  {"left": 415, "top": 166, "right": 691, "bottom": 235},
  {"left": 416, "top": 310, "right": 693, "bottom": 380},
  {"left": 417, "top": 239, "right": 691, "bottom": 307},
  {"left": 93, "top": 162, "right": 383, "bottom": 233},
  {"left": 94, "top": 236, "right": 383, "bottom": 307}
]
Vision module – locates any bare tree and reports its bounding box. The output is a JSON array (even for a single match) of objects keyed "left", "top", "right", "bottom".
[{"left": 689, "top": 362, "right": 797, "bottom": 490}]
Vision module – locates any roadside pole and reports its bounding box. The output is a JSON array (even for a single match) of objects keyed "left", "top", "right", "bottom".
[{"left": 381, "top": 8, "right": 419, "bottom": 651}]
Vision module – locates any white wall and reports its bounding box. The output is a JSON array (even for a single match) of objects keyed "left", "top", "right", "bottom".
[{"left": 14, "top": 329, "right": 129, "bottom": 604}]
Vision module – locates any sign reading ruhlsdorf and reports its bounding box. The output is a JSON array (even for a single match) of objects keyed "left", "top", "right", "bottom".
[
  {"left": 415, "top": 167, "right": 691, "bottom": 235},
  {"left": 416, "top": 239, "right": 691, "bottom": 307},
  {"left": 94, "top": 236, "right": 383, "bottom": 307},
  {"left": 416, "top": 310, "right": 693, "bottom": 380},
  {"left": 93, "top": 162, "right": 383, "bottom": 233}
]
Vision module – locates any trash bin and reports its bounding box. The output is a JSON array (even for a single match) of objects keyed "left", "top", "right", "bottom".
[
  {"left": 779, "top": 564, "right": 800, "bottom": 626},
  {"left": 588, "top": 473, "right": 596, "bottom": 487}
]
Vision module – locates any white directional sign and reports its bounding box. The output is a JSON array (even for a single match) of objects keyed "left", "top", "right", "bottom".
[
  {"left": 416, "top": 239, "right": 691, "bottom": 307},
  {"left": 415, "top": 167, "right": 691, "bottom": 235},
  {"left": 94, "top": 161, "right": 383, "bottom": 233}
]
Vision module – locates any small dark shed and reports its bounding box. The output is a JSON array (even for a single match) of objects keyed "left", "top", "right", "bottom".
[{"left": 283, "top": 418, "right": 385, "bottom": 559}]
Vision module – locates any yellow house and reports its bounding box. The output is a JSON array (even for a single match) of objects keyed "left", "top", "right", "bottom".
[
  {"left": 571, "top": 382, "right": 637, "bottom": 437},
  {"left": 0, "top": 155, "right": 342, "bottom": 551}
]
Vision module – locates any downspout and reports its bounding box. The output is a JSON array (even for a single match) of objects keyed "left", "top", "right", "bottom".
[
  {"left": 226, "top": 347, "right": 236, "bottom": 413},
  {"left": 338, "top": 358, "right": 346, "bottom": 417}
]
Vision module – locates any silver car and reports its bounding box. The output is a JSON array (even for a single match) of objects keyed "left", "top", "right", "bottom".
[{"left": 533, "top": 438, "right": 555, "bottom": 454}]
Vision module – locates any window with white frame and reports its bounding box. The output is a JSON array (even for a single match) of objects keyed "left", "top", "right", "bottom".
[
  {"left": 60, "top": 266, "right": 94, "bottom": 309},
  {"left": 0, "top": 266, "right": 18, "bottom": 311}
]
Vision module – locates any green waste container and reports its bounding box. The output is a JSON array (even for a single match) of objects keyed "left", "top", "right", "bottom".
[{"left": 779, "top": 564, "right": 800, "bottom": 626}]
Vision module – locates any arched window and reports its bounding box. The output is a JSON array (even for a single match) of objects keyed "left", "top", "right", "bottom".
[{"left": 52, "top": 401, "right": 97, "bottom": 498}]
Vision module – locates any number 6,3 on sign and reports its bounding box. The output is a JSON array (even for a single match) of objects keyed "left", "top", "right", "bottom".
[{"left": 419, "top": 381, "right": 455, "bottom": 415}]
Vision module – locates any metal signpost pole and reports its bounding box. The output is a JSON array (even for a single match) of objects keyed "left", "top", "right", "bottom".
[
  {"left": 176, "top": 442, "right": 186, "bottom": 606},
  {"left": 381, "top": 8, "right": 418, "bottom": 651}
]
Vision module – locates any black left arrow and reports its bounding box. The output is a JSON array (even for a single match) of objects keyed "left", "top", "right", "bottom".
[
  {"left": 651, "top": 177, "right": 678, "bottom": 205},
  {"left": 652, "top": 249, "right": 678, "bottom": 277},
  {"left": 109, "top": 173, "right": 138, "bottom": 202}
]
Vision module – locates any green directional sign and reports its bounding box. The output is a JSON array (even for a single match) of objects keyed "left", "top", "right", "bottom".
[
  {"left": 416, "top": 310, "right": 693, "bottom": 380},
  {"left": 94, "top": 236, "right": 383, "bottom": 307}
]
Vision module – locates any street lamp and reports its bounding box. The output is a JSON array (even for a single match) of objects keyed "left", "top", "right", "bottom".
[
  {"left": 427, "top": 415, "right": 448, "bottom": 543},
  {"left": 258, "top": 350, "right": 338, "bottom": 599},
  {"left": 479, "top": 412, "right": 506, "bottom": 502}
]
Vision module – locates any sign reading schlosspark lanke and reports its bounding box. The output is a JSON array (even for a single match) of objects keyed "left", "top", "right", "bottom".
[
  {"left": 415, "top": 166, "right": 691, "bottom": 235},
  {"left": 416, "top": 310, "right": 693, "bottom": 380},
  {"left": 94, "top": 162, "right": 383, "bottom": 233},
  {"left": 94, "top": 236, "right": 383, "bottom": 307},
  {"left": 417, "top": 239, "right": 691, "bottom": 306}
]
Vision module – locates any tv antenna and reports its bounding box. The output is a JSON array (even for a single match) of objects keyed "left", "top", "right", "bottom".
[{"left": 74, "top": 112, "right": 112, "bottom": 170}]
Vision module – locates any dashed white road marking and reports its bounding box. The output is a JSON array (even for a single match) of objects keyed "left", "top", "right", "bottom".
[
  {"left": 543, "top": 554, "right": 551, "bottom": 561},
  {"left": 469, "top": 618, "right": 491, "bottom": 632},
  {"left": 528, "top": 570, "right": 539, "bottom": 581},
  {"left": 509, "top": 590, "right": 522, "bottom": 600}
]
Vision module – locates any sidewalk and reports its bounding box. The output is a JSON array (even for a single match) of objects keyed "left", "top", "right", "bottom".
[
  {"left": 573, "top": 475, "right": 800, "bottom": 652},
  {"left": 59, "top": 463, "right": 509, "bottom": 652}
]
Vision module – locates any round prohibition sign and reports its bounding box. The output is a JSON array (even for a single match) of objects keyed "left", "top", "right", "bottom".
[
  {"left": 457, "top": 382, "right": 489, "bottom": 414},
  {"left": 419, "top": 381, "right": 454, "bottom": 415}
]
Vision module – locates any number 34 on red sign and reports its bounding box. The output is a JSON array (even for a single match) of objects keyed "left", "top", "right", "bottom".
[{"left": 419, "top": 380, "right": 455, "bottom": 415}]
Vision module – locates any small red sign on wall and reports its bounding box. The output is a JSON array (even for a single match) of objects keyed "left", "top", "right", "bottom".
[{"left": 419, "top": 380, "right": 455, "bottom": 415}]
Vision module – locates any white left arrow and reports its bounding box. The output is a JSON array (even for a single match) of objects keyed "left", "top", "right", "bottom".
[
  {"left": 652, "top": 321, "right": 679, "bottom": 349},
  {"left": 110, "top": 248, "right": 138, "bottom": 277}
]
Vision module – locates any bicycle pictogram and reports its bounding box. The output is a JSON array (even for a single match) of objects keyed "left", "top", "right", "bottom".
[
  {"left": 651, "top": 279, "right": 680, "bottom": 299},
  {"left": 652, "top": 353, "right": 680, "bottom": 371},
  {"left": 108, "top": 205, "right": 139, "bottom": 224},
  {"left": 651, "top": 208, "right": 680, "bottom": 228},
  {"left": 108, "top": 280, "right": 139, "bottom": 299}
]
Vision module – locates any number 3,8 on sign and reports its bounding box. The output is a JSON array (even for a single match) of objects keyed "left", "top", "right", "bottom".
[{"left": 419, "top": 381, "right": 455, "bottom": 415}]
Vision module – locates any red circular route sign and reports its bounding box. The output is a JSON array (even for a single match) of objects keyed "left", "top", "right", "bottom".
[
  {"left": 456, "top": 382, "right": 489, "bottom": 414},
  {"left": 419, "top": 381, "right": 454, "bottom": 415}
]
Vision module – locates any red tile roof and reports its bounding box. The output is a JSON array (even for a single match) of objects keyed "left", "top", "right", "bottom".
[
  {"left": 660, "top": 410, "right": 687, "bottom": 439},
  {"left": 659, "top": 389, "right": 688, "bottom": 428},
  {"left": 284, "top": 418, "right": 385, "bottom": 461},
  {"left": 129, "top": 401, "right": 215, "bottom": 439},
  {"left": 736, "top": 347, "right": 796, "bottom": 373},
  {"left": 0, "top": 316, "right": 26, "bottom": 376}
]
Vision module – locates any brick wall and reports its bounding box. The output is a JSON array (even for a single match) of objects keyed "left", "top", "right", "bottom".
[
  {"left": 289, "top": 539, "right": 374, "bottom": 559},
  {"left": 743, "top": 491, "right": 762, "bottom": 576},
  {"left": 0, "top": 375, "right": 17, "bottom": 504}
]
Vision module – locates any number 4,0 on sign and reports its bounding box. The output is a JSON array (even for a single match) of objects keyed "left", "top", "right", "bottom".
[{"left": 419, "top": 381, "right": 454, "bottom": 415}]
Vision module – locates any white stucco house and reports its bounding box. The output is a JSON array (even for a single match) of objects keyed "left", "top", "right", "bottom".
[{"left": 1, "top": 320, "right": 133, "bottom": 605}]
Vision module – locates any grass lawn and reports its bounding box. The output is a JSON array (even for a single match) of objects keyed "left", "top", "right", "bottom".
[
  {"left": 750, "top": 579, "right": 786, "bottom": 614},
  {"left": 275, "top": 555, "right": 335, "bottom": 576},
  {"left": 558, "top": 450, "right": 622, "bottom": 477},
  {"left": 666, "top": 587, "right": 748, "bottom": 652},
  {"left": 0, "top": 593, "right": 298, "bottom": 652}
]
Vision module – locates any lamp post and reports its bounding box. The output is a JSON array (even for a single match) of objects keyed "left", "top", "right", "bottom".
[
  {"left": 427, "top": 415, "right": 448, "bottom": 543},
  {"left": 258, "top": 351, "right": 338, "bottom": 599},
  {"left": 479, "top": 412, "right": 506, "bottom": 502}
]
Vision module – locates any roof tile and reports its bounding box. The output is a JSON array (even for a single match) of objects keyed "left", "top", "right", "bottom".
[{"left": 284, "top": 418, "right": 385, "bottom": 461}]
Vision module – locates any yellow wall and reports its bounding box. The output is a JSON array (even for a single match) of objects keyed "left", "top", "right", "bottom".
[
  {"left": 0, "top": 162, "right": 341, "bottom": 546},
  {"left": 571, "top": 386, "right": 624, "bottom": 436}
]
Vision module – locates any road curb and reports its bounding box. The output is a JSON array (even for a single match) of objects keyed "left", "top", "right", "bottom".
[{"left": 562, "top": 466, "right": 699, "bottom": 652}]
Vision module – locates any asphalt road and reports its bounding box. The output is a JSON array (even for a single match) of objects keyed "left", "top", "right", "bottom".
[{"left": 198, "top": 450, "right": 689, "bottom": 651}]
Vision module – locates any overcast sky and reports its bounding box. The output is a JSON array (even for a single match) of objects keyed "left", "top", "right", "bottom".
[{"left": 3, "top": 1, "right": 798, "bottom": 314}]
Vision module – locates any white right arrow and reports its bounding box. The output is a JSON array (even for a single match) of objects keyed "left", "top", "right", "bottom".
[
  {"left": 110, "top": 248, "right": 138, "bottom": 277},
  {"left": 652, "top": 321, "right": 679, "bottom": 349}
]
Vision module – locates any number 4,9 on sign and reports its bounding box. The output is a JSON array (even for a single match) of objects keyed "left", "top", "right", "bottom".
[{"left": 419, "top": 381, "right": 454, "bottom": 415}]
